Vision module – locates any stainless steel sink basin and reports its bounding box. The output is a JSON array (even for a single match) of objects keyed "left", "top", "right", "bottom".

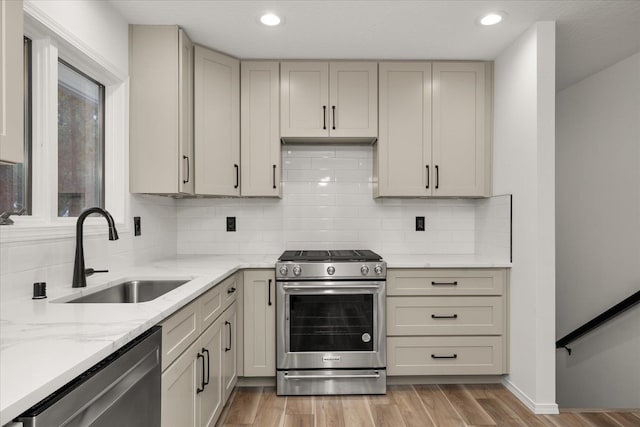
[{"left": 66, "top": 279, "right": 190, "bottom": 303}]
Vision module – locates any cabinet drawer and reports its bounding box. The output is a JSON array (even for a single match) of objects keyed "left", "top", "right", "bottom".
[
  {"left": 387, "top": 296, "right": 503, "bottom": 336},
  {"left": 160, "top": 301, "right": 199, "bottom": 371},
  {"left": 200, "top": 273, "right": 239, "bottom": 331},
  {"left": 387, "top": 269, "right": 505, "bottom": 296},
  {"left": 387, "top": 336, "right": 503, "bottom": 375}
]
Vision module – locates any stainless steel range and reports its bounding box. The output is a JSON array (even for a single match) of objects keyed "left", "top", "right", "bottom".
[{"left": 276, "top": 250, "right": 387, "bottom": 395}]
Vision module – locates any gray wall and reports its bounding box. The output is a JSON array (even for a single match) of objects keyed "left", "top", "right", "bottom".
[{"left": 556, "top": 52, "right": 640, "bottom": 408}]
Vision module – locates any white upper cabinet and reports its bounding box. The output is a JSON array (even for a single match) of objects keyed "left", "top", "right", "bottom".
[
  {"left": 375, "top": 61, "right": 492, "bottom": 198},
  {"left": 375, "top": 62, "right": 432, "bottom": 197},
  {"left": 129, "top": 25, "right": 194, "bottom": 194},
  {"left": 194, "top": 46, "right": 240, "bottom": 196},
  {"left": 240, "top": 61, "right": 281, "bottom": 197},
  {"left": 0, "top": 0, "right": 24, "bottom": 165},
  {"left": 432, "top": 62, "right": 490, "bottom": 197},
  {"left": 280, "top": 61, "right": 377, "bottom": 141}
]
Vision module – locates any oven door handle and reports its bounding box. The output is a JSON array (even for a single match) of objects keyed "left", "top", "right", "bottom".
[
  {"left": 283, "top": 373, "right": 381, "bottom": 380},
  {"left": 281, "top": 284, "right": 382, "bottom": 290}
]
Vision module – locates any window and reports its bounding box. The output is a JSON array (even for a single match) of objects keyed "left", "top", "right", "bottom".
[
  {"left": 0, "top": 37, "right": 32, "bottom": 215},
  {"left": 57, "top": 60, "right": 105, "bottom": 217}
]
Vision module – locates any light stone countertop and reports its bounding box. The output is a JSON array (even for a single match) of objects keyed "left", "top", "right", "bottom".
[{"left": 0, "top": 253, "right": 510, "bottom": 425}]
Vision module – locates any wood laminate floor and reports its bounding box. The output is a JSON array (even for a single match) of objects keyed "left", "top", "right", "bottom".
[{"left": 217, "top": 385, "right": 640, "bottom": 427}]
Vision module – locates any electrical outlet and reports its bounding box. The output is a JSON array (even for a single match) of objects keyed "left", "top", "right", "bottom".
[
  {"left": 415, "top": 216, "right": 425, "bottom": 231},
  {"left": 134, "top": 217, "right": 141, "bottom": 236},
  {"left": 226, "top": 216, "right": 236, "bottom": 232}
]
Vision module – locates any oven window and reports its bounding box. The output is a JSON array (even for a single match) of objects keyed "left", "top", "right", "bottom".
[{"left": 289, "top": 294, "right": 374, "bottom": 352}]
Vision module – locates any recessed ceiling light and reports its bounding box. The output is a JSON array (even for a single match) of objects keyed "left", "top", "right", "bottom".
[
  {"left": 480, "top": 13, "right": 504, "bottom": 26},
  {"left": 260, "top": 13, "right": 281, "bottom": 27}
]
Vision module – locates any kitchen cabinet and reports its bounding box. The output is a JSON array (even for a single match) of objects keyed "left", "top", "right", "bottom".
[
  {"left": 194, "top": 46, "right": 240, "bottom": 196},
  {"left": 0, "top": 0, "right": 24, "bottom": 164},
  {"left": 221, "top": 302, "right": 237, "bottom": 402},
  {"left": 240, "top": 62, "right": 281, "bottom": 197},
  {"left": 243, "top": 270, "right": 276, "bottom": 377},
  {"left": 129, "top": 25, "right": 194, "bottom": 194},
  {"left": 375, "top": 62, "right": 492, "bottom": 197},
  {"left": 386, "top": 269, "right": 508, "bottom": 376},
  {"left": 280, "top": 61, "right": 377, "bottom": 141},
  {"left": 160, "top": 273, "right": 239, "bottom": 427}
]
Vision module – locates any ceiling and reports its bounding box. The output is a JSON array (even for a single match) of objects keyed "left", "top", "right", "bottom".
[{"left": 109, "top": 0, "right": 640, "bottom": 91}]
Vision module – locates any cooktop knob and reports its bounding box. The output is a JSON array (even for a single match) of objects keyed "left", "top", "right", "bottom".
[
  {"left": 360, "top": 265, "right": 370, "bottom": 275},
  {"left": 374, "top": 265, "right": 383, "bottom": 275},
  {"left": 279, "top": 265, "right": 289, "bottom": 276},
  {"left": 293, "top": 265, "right": 302, "bottom": 276},
  {"left": 327, "top": 266, "right": 335, "bottom": 275}
]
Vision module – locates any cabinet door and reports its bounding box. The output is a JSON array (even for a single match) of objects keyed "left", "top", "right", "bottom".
[
  {"left": 161, "top": 340, "right": 199, "bottom": 427},
  {"left": 194, "top": 46, "right": 240, "bottom": 196},
  {"left": 221, "top": 302, "right": 238, "bottom": 402},
  {"left": 178, "top": 30, "right": 194, "bottom": 194},
  {"left": 376, "top": 62, "right": 432, "bottom": 197},
  {"left": 240, "top": 62, "right": 281, "bottom": 197},
  {"left": 280, "top": 62, "right": 329, "bottom": 138},
  {"left": 0, "top": 0, "right": 24, "bottom": 164},
  {"left": 243, "top": 270, "right": 276, "bottom": 377},
  {"left": 329, "top": 62, "right": 377, "bottom": 138},
  {"left": 160, "top": 300, "right": 199, "bottom": 371},
  {"left": 198, "top": 316, "right": 224, "bottom": 427},
  {"left": 432, "top": 62, "right": 488, "bottom": 197}
]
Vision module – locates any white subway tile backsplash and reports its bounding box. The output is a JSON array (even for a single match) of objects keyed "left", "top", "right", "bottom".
[{"left": 1, "top": 146, "right": 512, "bottom": 297}]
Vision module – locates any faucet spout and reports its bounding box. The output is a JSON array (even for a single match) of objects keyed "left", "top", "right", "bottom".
[{"left": 72, "top": 207, "right": 119, "bottom": 288}]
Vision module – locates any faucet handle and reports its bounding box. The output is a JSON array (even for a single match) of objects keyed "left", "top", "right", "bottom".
[{"left": 85, "top": 268, "right": 109, "bottom": 277}]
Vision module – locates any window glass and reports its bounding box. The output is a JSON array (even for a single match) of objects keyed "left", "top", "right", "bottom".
[
  {"left": 57, "top": 60, "right": 105, "bottom": 217},
  {"left": 0, "top": 37, "right": 32, "bottom": 216}
]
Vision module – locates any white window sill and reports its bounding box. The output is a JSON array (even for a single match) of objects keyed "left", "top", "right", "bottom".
[{"left": 0, "top": 217, "right": 130, "bottom": 244}]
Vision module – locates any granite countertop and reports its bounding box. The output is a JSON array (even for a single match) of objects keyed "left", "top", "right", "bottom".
[{"left": 0, "top": 253, "right": 510, "bottom": 425}]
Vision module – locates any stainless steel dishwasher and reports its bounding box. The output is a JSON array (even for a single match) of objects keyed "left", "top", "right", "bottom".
[{"left": 16, "top": 326, "right": 161, "bottom": 427}]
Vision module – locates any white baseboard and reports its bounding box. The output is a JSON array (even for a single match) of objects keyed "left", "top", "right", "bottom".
[{"left": 502, "top": 378, "right": 559, "bottom": 414}]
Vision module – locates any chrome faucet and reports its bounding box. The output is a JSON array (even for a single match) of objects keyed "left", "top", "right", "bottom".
[
  {"left": 72, "top": 207, "right": 119, "bottom": 288},
  {"left": 0, "top": 208, "right": 26, "bottom": 225}
]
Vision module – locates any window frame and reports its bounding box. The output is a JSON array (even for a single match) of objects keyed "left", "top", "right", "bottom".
[{"left": 1, "top": 10, "right": 130, "bottom": 243}]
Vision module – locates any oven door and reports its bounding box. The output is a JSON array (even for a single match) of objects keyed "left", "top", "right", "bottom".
[{"left": 276, "top": 280, "right": 386, "bottom": 370}]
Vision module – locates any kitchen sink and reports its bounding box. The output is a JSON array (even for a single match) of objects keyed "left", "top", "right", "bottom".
[{"left": 66, "top": 279, "right": 191, "bottom": 303}]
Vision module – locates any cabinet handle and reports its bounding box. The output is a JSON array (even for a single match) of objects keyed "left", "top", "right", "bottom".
[
  {"left": 225, "top": 321, "right": 232, "bottom": 352},
  {"left": 431, "top": 354, "right": 457, "bottom": 359},
  {"left": 268, "top": 279, "right": 272, "bottom": 306},
  {"left": 435, "top": 165, "right": 439, "bottom": 189},
  {"left": 431, "top": 314, "right": 458, "bottom": 319},
  {"left": 196, "top": 352, "right": 205, "bottom": 393},
  {"left": 331, "top": 105, "right": 336, "bottom": 130},
  {"left": 425, "top": 165, "right": 429, "bottom": 189},
  {"left": 202, "top": 348, "right": 210, "bottom": 386},
  {"left": 183, "top": 155, "right": 190, "bottom": 184},
  {"left": 272, "top": 165, "right": 277, "bottom": 189},
  {"left": 322, "top": 105, "right": 327, "bottom": 130},
  {"left": 227, "top": 286, "right": 236, "bottom": 294},
  {"left": 431, "top": 281, "right": 458, "bottom": 286},
  {"left": 234, "top": 164, "right": 239, "bottom": 189}
]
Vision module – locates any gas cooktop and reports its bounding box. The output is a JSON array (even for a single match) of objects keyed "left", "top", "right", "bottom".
[{"left": 278, "top": 249, "right": 383, "bottom": 263}]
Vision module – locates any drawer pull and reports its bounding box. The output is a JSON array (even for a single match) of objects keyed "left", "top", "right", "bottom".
[
  {"left": 227, "top": 287, "right": 236, "bottom": 294},
  {"left": 431, "top": 281, "right": 458, "bottom": 286},
  {"left": 431, "top": 354, "right": 457, "bottom": 359},
  {"left": 431, "top": 314, "right": 458, "bottom": 319}
]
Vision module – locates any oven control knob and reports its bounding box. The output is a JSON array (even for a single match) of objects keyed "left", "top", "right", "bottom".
[
  {"left": 279, "top": 265, "right": 289, "bottom": 276},
  {"left": 293, "top": 265, "right": 302, "bottom": 276},
  {"left": 360, "top": 265, "right": 370, "bottom": 275},
  {"left": 374, "top": 265, "right": 383, "bottom": 275},
  {"left": 327, "top": 266, "right": 335, "bottom": 275}
]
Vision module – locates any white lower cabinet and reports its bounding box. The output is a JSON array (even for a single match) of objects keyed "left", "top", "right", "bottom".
[
  {"left": 160, "top": 274, "right": 239, "bottom": 427},
  {"left": 242, "top": 270, "right": 276, "bottom": 377},
  {"left": 387, "top": 268, "right": 508, "bottom": 376}
]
